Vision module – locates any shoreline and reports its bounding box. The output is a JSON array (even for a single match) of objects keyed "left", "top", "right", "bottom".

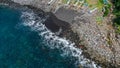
[
  {"left": 0, "top": 0, "right": 120, "bottom": 67},
  {"left": 22, "top": 6, "right": 120, "bottom": 68}
]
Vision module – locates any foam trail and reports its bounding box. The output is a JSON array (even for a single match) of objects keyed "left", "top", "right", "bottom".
[{"left": 21, "top": 11, "right": 101, "bottom": 68}]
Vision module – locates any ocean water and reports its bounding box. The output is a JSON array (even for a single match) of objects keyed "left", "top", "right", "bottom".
[{"left": 0, "top": 5, "right": 100, "bottom": 68}]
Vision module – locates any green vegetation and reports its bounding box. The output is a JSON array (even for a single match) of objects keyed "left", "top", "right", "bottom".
[
  {"left": 103, "top": 5, "right": 110, "bottom": 17},
  {"left": 62, "top": 0, "right": 68, "bottom": 4},
  {"left": 97, "top": 0, "right": 104, "bottom": 9},
  {"left": 85, "top": 0, "right": 111, "bottom": 17},
  {"left": 112, "top": 0, "right": 120, "bottom": 34},
  {"left": 100, "top": 0, "right": 111, "bottom": 17},
  {"left": 96, "top": 16, "right": 103, "bottom": 25},
  {"left": 62, "top": 0, "right": 84, "bottom": 4}
]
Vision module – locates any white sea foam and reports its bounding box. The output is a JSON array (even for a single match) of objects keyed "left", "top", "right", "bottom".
[{"left": 21, "top": 11, "right": 101, "bottom": 68}]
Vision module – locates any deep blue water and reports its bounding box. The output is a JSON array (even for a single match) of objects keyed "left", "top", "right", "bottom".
[{"left": 0, "top": 6, "right": 77, "bottom": 68}]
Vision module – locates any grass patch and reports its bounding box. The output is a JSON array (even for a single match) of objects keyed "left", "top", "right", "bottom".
[
  {"left": 96, "top": 16, "right": 103, "bottom": 22},
  {"left": 116, "top": 25, "right": 120, "bottom": 34},
  {"left": 70, "top": 0, "right": 77, "bottom": 4},
  {"left": 62, "top": 0, "right": 68, "bottom": 4},
  {"left": 107, "top": 33, "right": 112, "bottom": 45},
  {"left": 96, "top": 0, "right": 104, "bottom": 9},
  {"left": 96, "top": 16, "right": 103, "bottom": 25}
]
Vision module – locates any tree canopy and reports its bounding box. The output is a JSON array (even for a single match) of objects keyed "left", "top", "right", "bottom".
[{"left": 112, "top": 0, "right": 120, "bottom": 33}]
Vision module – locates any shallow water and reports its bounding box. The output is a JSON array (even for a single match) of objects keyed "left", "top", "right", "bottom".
[{"left": 0, "top": 5, "right": 100, "bottom": 68}]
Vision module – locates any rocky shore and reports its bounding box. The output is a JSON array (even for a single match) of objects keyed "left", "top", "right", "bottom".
[{"left": 0, "top": 0, "right": 120, "bottom": 68}]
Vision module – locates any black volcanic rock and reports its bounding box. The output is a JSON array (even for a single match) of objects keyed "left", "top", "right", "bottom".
[{"left": 43, "top": 12, "right": 71, "bottom": 32}]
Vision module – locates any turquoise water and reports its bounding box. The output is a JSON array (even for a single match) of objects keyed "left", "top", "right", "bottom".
[{"left": 0, "top": 6, "right": 77, "bottom": 68}]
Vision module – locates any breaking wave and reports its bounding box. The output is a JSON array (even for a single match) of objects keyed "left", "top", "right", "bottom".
[{"left": 21, "top": 11, "right": 101, "bottom": 68}]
